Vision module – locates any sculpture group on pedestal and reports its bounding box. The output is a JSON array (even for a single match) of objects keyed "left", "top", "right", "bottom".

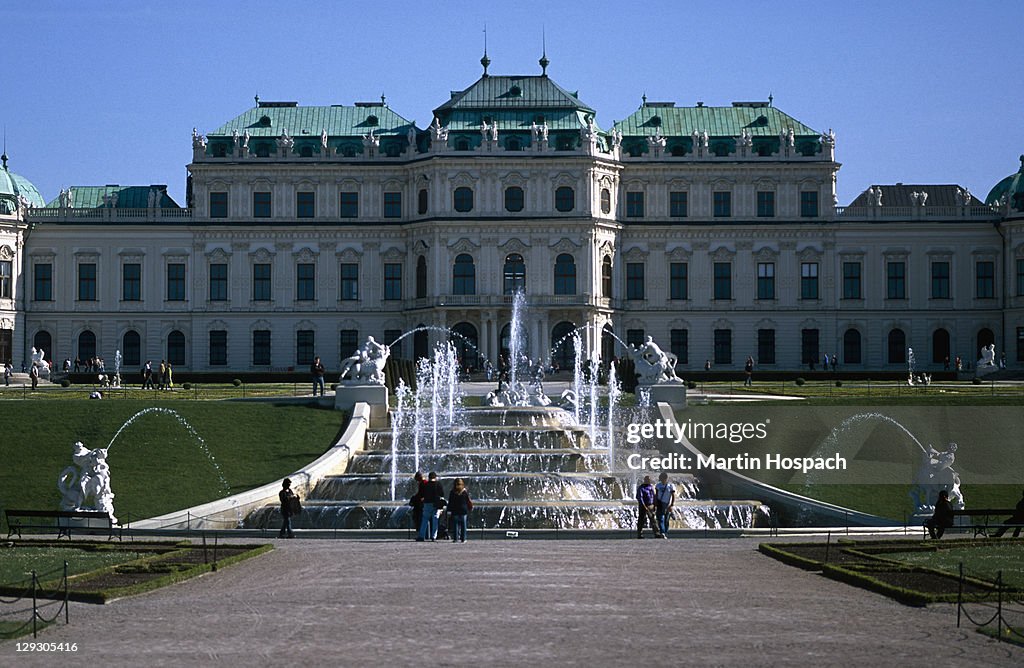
[
  {"left": 338, "top": 336, "right": 390, "bottom": 385},
  {"left": 909, "top": 443, "right": 964, "bottom": 513},
  {"left": 58, "top": 441, "right": 116, "bottom": 523},
  {"left": 629, "top": 336, "right": 681, "bottom": 385}
]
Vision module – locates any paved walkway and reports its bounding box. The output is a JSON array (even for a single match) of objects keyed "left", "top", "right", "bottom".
[{"left": 5, "top": 538, "right": 1021, "bottom": 667}]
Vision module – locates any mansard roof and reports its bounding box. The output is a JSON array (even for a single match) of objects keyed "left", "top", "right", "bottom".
[
  {"left": 614, "top": 102, "right": 820, "bottom": 138},
  {"left": 432, "top": 75, "right": 598, "bottom": 132},
  {"left": 208, "top": 102, "right": 415, "bottom": 138},
  {"left": 847, "top": 184, "right": 985, "bottom": 208},
  {"left": 44, "top": 185, "right": 180, "bottom": 209}
]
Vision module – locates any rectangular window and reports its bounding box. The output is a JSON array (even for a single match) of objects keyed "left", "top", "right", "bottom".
[
  {"left": 340, "top": 329, "right": 359, "bottom": 360},
  {"left": 669, "top": 262, "right": 688, "bottom": 300},
  {"left": 78, "top": 263, "right": 97, "bottom": 301},
  {"left": 713, "top": 262, "right": 731, "bottom": 300},
  {"left": 756, "top": 191, "right": 775, "bottom": 218},
  {"left": 253, "top": 263, "right": 272, "bottom": 301},
  {"left": 296, "top": 263, "right": 315, "bottom": 301},
  {"left": 253, "top": 191, "right": 272, "bottom": 218},
  {"left": 931, "top": 262, "right": 950, "bottom": 299},
  {"left": 296, "top": 191, "right": 315, "bottom": 218},
  {"left": 976, "top": 261, "right": 995, "bottom": 299},
  {"left": 209, "top": 263, "right": 228, "bottom": 301},
  {"left": 714, "top": 329, "right": 732, "bottom": 365},
  {"left": 626, "top": 329, "right": 645, "bottom": 349},
  {"left": 713, "top": 191, "right": 731, "bottom": 218},
  {"left": 1018, "top": 327, "right": 1024, "bottom": 363},
  {"left": 887, "top": 261, "right": 906, "bottom": 299},
  {"left": 340, "top": 263, "right": 359, "bottom": 301},
  {"left": 252, "top": 330, "right": 271, "bottom": 366},
  {"left": 842, "top": 262, "right": 862, "bottom": 299},
  {"left": 669, "top": 191, "right": 688, "bottom": 218},
  {"left": 758, "top": 329, "right": 776, "bottom": 365},
  {"left": 296, "top": 330, "right": 315, "bottom": 366},
  {"left": 626, "top": 263, "right": 645, "bottom": 300},
  {"left": 209, "top": 330, "right": 227, "bottom": 366},
  {"left": 33, "top": 263, "right": 52, "bottom": 301},
  {"left": 800, "top": 191, "right": 819, "bottom": 217},
  {"left": 757, "top": 263, "right": 775, "bottom": 300},
  {"left": 384, "top": 330, "right": 403, "bottom": 360},
  {"left": 383, "top": 192, "right": 402, "bottom": 218},
  {"left": 670, "top": 329, "right": 688, "bottom": 365},
  {"left": 209, "top": 191, "right": 228, "bottom": 218},
  {"left": 626, "top": 191, "right": 645, "bottom": 218},
  {"left": 167, "top": 263, "right": 186, "bottom": 301},
  {"left": 1017, "top": 259, "right": 1024, "bottom": 297},
  {"left": 122, "top": 263, "right": 141, "bottom": 301},
  {"left": 0, "top": 261, "right": 11, "bottom": 299},
  {"left": 800, "top": 262, "right": 819, "bottom": 300},
  {"left": 339, "top": 191, "right": 358, "bottom": 218},
  {"left": 383, "top": 263, "right": 402, "bottom": 300},
  {"left": 802, "top": 329, "right": 820, "bottom": 366}
]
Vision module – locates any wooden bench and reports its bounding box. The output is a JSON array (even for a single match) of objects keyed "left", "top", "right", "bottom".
[
  {"left": 4, "top": 509, "right": 122, "bottom": 541},
  {"left": 951, "top": 508, "right": 1023, "bottom": 538}
]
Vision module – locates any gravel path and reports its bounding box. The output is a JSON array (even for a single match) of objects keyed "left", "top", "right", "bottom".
[{"left": 4, "top": 537, "right": 1021, "bottom": 667}]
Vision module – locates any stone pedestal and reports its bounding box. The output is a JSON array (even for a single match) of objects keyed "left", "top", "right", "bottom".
[
  {"left": 334, "top": 384, "right": 389, "bottom": 428},
  {"left": 645, "top": 383, "right": 687, "bottom": 411}
]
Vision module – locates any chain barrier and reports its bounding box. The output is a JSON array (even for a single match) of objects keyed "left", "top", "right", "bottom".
[
  {"left": 956, "top": 561, "right": 1024, "bottom": 643},
  {"left": 0, "top": 561, "right": 70, "bottom": 639}
]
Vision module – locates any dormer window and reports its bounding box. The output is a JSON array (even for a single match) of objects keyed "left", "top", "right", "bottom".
[
  {"left": 259, "top": 115, "right": 272, "bottom": 127},
  {"left": 534, "top": 114, "right": 545, "bottom": 124},
  {"left": 366, "top": 115, "right": 378, "bottom": 126},
  {"left": 509, "top": 85, "right": 522, "bottom": 97},
  {"left": 650, "top": 115, "right": 662, "bottom": 127}
]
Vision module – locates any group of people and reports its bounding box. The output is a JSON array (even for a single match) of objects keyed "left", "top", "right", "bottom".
[
  {"left": 73, "top": 356, "right": 107, "bottom": 373},
  {"left": 140, "top": 360, "right": 173, "bottom": 390},
  {"left": 636, "top": 473, "right": 676, "bottom": 538},
  {"left": 926, "top": 488, "right": 1024, "bottom": 539},
  {"left": 409, "top": 472, "right": 473, "bottom": 542}
]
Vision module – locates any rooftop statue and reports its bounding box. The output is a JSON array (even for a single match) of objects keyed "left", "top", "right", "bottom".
[
  {"left": 321, "top": 128, "right": 329, "bottom": 150},
  {"left": 191, "top": 128, "right": 207, "bottom": 150},
  {"left": 429, "top": 117, "right": 449, "bottom": 142}
]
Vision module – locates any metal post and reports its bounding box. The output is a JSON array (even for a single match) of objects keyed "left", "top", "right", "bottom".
[
  {"left": 64, "top": 561, "right": 69, "bottom": 624},
  {"left": 31, "top": 570, "right": 37, "bottom": 638},
  {"left": 997, "top": 570, "right": 1003, "bottom": 640},
  {"left": 956, "top": 562, "right": 963, "bottom": 627},
  {"left": 824, "top": 532, "right": 830, "bottom": 563}
]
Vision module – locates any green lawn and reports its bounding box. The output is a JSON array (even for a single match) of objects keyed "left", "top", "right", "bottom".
[
  {"left": 886, "top": 544, "right": 1024, "bottom": 588},
  {"left": 0, "top": 545, "right": 138, "bottom": 585},
  {"left": 0, "top": 400, "right": 346, "bottom": 526}
]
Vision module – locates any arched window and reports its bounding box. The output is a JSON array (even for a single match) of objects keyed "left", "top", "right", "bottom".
[
  {"left": 601, "top": 324, "right": 616, "bottom": 364},
  {"left": 123, "top": 330, "right": 141, "bottom": 367},
  {"left": 167, "top": 330, "right": 186, "bottom": 366},
  {"left": 843, "top": 329, "right": 861, "bottom": 365},
  {"left": 601, "top": 256, "right": 613, "bottom": 299},
  {"left": 451, "top": 322, "right": 479, "bottom": 372},
  {"left": 554, "top": 254, "right": 576, "bottom": 295},
  {"left": 417, "top": 188, "right": 428, "bottom": 215},
  {"left": 499, "top": 323, "right": 527, "bottom": 358},
  {"left": 601, "top": 188, "right": 611, "bottom": 214},
  {"left": 454, "top": 187, "right": 474, "bottom": 212},
  {"left": 550, "top": 322, "right": 577, "bottom": 370},
  {"left": 977, "top": 328, "right": 995, "bottom": 358},
  {"left": 453, "top": 254, "right": 475, "bottom": 295},
  {"left": 504, "top": 186, "right": 524, "bottom": 212},
  {"left": 555, "top": 186, "right": 575, "bottom": 212},
  {"left": 503, "top": 253, "right": 526, "bottom": 295},
  {"left": 413, "top": 327, "right": 428, "bottom": 361},
  {"left": 33, "top": 331, "right": 52, "bottom": 362},
  {"left": 416, "top": 256, "right": 427, "bottom": 299},
  {"left": 932, "top": 328, "right": 950, "bottom": 365},
  {"left": 78, "top": 330, "right": 96, "bottom": 361},
  {"left": 887, "top": 328, "right": 906, "bottom": 364}
]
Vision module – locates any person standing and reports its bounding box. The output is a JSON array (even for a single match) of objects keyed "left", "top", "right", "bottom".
[
  {"left": 29, "top": 363, "right": 39, "bottom": 390},
  {"left": 3, "top": 361, "right": 11, "bottom": 386},
  {"left": 744, "top": 356, "right": 754, "bottom": 387},
  {"left": 925, "top": 490, "right": 955, "bottom": 539},
  {"left": 409, "top": 471, "right": 426, "bottom": 537},
  {"left": 165, "top": 362, "right": 173, "bottom": 390},
  {"left": 417, "top": 471, "right": 446, "bottom": 542},
  {"left": 278, "top": 478, "right": 300, "bottom": 538},
  {"left": 636, "top": 475, "right": 664, "bottom": 539},
  {"left": 311, "top": 356, "right": 326, "bottom": 396},
  {"left": 447, "top": 478, "right": 472, "bottom": 543},
  {"left": 654, "top": 472, "right": 676, "bottom": 537},
  {"left": 156, "top": 360, "right": 166, "bottom": 390},
  {"left": 142, "top": 360, "right": 153, "bottom": 389}
]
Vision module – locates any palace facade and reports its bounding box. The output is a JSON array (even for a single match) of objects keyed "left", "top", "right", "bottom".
[{"left": 3, "top": 62, "right": 1024, "bottom": 373}]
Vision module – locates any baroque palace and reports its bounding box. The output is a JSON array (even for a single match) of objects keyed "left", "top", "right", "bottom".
[{"left": 2, "top": 58, "right": 1024, "bottom": 374}]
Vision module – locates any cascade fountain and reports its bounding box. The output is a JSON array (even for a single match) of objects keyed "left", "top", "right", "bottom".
[{"left": 245, "top": 296, "right": 765, "bottom": 531}]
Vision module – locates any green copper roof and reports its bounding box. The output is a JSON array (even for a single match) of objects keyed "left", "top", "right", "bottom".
[
  {"left": 0, "top": 158, "right": 45, "bottom": 210},
  {"left": 442, "top": 109, "right": 599, "bottom": 133},
  {"left": 986, "top": 155, "right": 1024, "bottom": 208},
  {"left": 208, "top": 103, "right": 414, "bottom": 138},
  {"left": 44, "top": 185, "right": 179, "bottom": 209},
  {"left": 614, "top": 103, "right": 820, "bottom": 138},
  {"left": 434, "top": 75, "right": 595, "bottom": 121}
]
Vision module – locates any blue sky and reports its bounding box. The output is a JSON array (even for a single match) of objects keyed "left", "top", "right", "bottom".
[{"left": 1, "top": 0, "right": 1021, "bottom": 206}]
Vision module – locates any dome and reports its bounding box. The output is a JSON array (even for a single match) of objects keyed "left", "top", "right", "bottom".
[
  {"left": 985, "top": 154, "right": 1024, "bottom": 213},
  {"left": 0, "top": 153, "right": 46, "bottom": 211}
]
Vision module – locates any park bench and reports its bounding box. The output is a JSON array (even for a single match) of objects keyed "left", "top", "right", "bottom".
[
  {"left": 951, "top": 508, "right": 1023, "bottom": 538},
  {"left": 4, "top": 509, "right": 122, "bottom": 541}
]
